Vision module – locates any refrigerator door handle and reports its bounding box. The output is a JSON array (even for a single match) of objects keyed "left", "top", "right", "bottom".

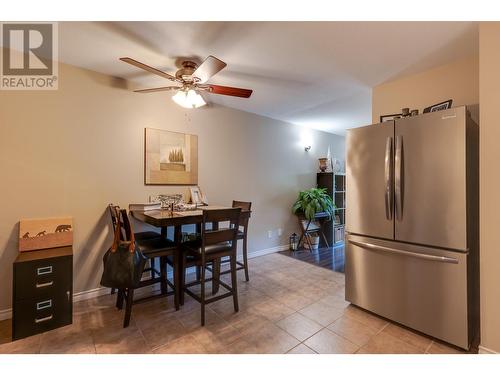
[
  {"left": 395, "top": 135, "right": 403, "bottom": 220},
  {"left": 384, "top": 137, "right": 393, "bottom": 220},
  {"left": 348, "top": 239, "right": 459, "bottom": 264}
]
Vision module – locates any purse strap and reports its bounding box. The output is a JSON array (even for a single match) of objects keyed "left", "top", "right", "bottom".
[
  {"left": 127, "top": 212, "right": 136, "bottom": 253},
  {"left": 110, "top": 207, "right": 136, "bottom": 253}
]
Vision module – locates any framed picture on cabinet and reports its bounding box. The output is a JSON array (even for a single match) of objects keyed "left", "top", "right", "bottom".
[
  {"left": 189, "top": 186, "right": 208, "bottom": 206},
  {"left": 423, "top": 99, "right": 453, "bottom": 113}
]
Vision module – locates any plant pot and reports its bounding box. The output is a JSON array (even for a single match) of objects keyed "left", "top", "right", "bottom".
[{"left": 304, "top": 234, "right": 320, "bottom": 250}]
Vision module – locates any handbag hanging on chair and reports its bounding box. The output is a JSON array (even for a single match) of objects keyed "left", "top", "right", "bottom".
[{"left": 100, "top": 207, "right": 147, "bottom": 289}]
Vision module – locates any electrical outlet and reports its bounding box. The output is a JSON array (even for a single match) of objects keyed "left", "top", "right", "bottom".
[
  {"left": 267, "top": 230, "right": 273, "bottom": 239},
  {"left": 278, "top": 228, "right": 283, "bottom": 236}
]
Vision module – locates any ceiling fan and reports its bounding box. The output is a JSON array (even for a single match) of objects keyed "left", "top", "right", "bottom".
[{"left": 120, "top": 55, "right": 253, "bottom": 109}]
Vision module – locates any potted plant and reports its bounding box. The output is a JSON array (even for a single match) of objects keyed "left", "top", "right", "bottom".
[{"left": 292, "top": 187, "right": 335, "bottom": 221}]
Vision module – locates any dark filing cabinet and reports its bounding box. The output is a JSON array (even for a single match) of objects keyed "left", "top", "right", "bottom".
[{"left": 12, "top": 246, "right": 73, "bottom": 340}]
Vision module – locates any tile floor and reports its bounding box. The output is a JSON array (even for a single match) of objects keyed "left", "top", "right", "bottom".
[{"left": 0, "top": 252, "right": 470, "bottom": 354}]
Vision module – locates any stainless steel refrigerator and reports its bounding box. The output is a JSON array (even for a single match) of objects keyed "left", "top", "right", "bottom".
[{"left": 345, "top": 106, "right": 479, "bottom": 350}]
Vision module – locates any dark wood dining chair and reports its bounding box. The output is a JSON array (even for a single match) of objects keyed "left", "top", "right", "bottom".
[
  {"left": 232, "top": 200, "right": 251, "bottom": 281},
  {"left": 108, "top": 204, "right": 125, "bottom": 241},
  {"left": 207, "top": 201, "right": 252, "bottom": 295},
  {"left": 181, "top": 208, "right": 241, "bottom": 326},
  {"left": 214, "top": 201, "right": 252, "bottom": 282},
  {"left": 109, "top": 204, "right": 161, "bottom": 241},
  {"left": 108, "top": 204, "right": 162, "bottom": 295},
  {"left": 115, "top": 209, "right": 180, "bottom": 327},
  {"left": 108, "top": 204, "right": 124, "bottom": 296}
]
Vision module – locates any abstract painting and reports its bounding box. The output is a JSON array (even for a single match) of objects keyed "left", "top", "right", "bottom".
[
  {"left": 144, "top": 128, "right": 198, "bottom": 185},
  {"left": 19, "top": 217, "right": 73, "bottom": 252}
]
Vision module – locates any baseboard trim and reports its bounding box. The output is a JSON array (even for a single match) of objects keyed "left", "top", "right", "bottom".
[
  {"left": 246, "top": 244, "right": 289, "bottom": 259},
  {"left": 0, "top": 308, "right": 11, "bottom": 321},
  {"left": 73, "top": 286, "right": 111, "bottom": 302},
  {"left": 478, "top": 345, "right": 499, "bottom": 354},
  {"left": 0, "top": 243, "right": 286, "bottom": 322}
]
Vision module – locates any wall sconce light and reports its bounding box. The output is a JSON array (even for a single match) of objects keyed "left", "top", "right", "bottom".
[{"left": 300, "top": 130, "right": 313, "bottom": 152}]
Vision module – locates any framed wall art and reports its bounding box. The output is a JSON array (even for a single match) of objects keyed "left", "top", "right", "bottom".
[
  {"left": 19, "top": 217, "right": 73, "bottom": 252},
  {"left": 144, "top": 128, "right": 198, "bottom": 185}
]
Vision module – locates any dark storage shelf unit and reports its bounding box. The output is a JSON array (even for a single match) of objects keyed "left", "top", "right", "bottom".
[
  {"left": 12, "top": 246, "right": 73, "bottom": 341},
  {"left": 317, "top": 172, "right": 346, "bottom": 245}
]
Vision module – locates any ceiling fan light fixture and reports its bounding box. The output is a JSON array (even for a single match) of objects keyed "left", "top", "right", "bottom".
[
  {"left": 120, "top": 55, "right": 252, "bottom": 102},
  {"left": 172, "top": 89, "right": 206, "bottom": 109}
]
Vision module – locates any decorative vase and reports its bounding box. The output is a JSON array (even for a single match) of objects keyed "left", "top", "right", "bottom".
[
  {"left": 332, "top": 158, "right": 342, "bottom": 173},
  {"left": 318, "top": 158, "right": 329, "bottom": 172}
]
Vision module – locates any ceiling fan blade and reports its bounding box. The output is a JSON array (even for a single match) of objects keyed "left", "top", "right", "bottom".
[
  {"left": 208, "top": 84, "right": 253, "bottom": 98},
  {"left": 134, "top": 86, "right": 180, "bottom": 93},
  {"left": 193, "top": 55, "right": 227, "bottom": 83},
  {"left": 120, "top": 57, "right": 178, "bottom": 82}
]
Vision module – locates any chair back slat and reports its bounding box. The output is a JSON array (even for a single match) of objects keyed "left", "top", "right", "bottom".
[
  {"left": 232, "top": 200, "right": 251, "bottom": 211},
  {"left": 119, "top": 208, "right": 136, "bottom": 243},
  {"left": 109, "top": 204, "right": 119, "bottom": 226},
  {"left": 232, "top": 200, "right": 251, "bottom": 230},
  {"left": 201, "top": 208, "right": 241, "bottom": 250},
  {"left": 109, "top": 204, "right": 125, "bottom": 241},
  {"left": 203, "top": 208, "right": 241, "bottom": 223},
  {"left": 204, "top": 228, "right": 236, "bottom": 245}
]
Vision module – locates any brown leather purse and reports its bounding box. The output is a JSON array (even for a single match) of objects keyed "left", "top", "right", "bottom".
[{"left": 100, "top": 207, "right": 147, "bottom": 289}]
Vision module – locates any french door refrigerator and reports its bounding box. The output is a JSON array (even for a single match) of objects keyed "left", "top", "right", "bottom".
[{"left": 345, "top": 106, "right": 479, "bottom": 350}]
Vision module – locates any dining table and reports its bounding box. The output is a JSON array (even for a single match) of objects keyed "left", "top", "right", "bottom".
[{"left": 131, "top": 205, "right": 252, "bottom": 305}]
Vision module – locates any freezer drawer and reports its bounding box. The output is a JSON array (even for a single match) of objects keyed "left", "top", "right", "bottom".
[{"left": 345, "top": 234, "right": 471, "bottom": 349}]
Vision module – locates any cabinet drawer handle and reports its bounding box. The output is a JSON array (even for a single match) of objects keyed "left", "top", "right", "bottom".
[
  {"left": 35, "top": 315, "right": 53, "bottom": 324},
  {"left": 36, "top": 281, "right": 54, "bottom": 288},
  {"left": 37, "top": 266, "right": 53, "bottom": 276},
  {"left": 36, "top": 299, "right": 52, "bottom": 310}
]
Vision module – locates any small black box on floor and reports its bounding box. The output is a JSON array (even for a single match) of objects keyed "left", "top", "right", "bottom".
[{"left": 12, "top": 246, "right": 73, "bottom": 341}]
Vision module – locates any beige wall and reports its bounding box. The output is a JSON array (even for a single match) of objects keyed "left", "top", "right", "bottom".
[
  {"left": 479, "top": 22, "right": 500, "bottom": 353},
  {"left": 0, "top": 57, "right": 345, "bottom": 312},
  {"left": 372, "top": 56, "right": 479, "bottom": 123}
]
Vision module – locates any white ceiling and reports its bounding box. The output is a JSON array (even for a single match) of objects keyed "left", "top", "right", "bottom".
[{"left": 57, "top": 22, "right": 478, "bottom": 135}]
